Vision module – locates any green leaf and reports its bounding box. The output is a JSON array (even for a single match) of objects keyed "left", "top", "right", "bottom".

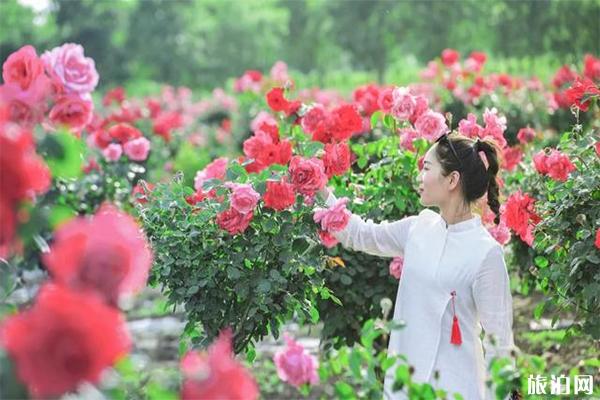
[
  {"left": 334, "top": 382, "right": 355, "bottom": 398},
  {"left": 534, "top": 256, "right": 549, "bottom": 268},
  {"left": 257, "top": 279, "right": 271, "bottom": 293},
  {"left": 48, "top": 205, "right": 77, "bottom": 229},
  {"left": 310, "top": 306, "right": 319, "bottom": 323},
  {"left": 292, "top": 238, "right": 310, "bottom": 254},
  {"left": 370, "top": 110, "right": 382, "bottom": 129},
  {"left": 227, "top": 266, "right": 241, "bottom": 279},
  {"left": 43, "top": 131, "right": 84, "bottom": 179},
  {"left": 340, "top": 275, "right": 353, "bottom": 285}
]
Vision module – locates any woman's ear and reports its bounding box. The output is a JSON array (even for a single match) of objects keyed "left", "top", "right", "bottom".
[{"left": 448, "top": 171, "right": 461, "bottom": 190}]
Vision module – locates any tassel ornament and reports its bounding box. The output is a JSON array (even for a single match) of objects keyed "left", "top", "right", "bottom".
[{"left": 450, "top": 290, "right": 462, "bottom": 345}]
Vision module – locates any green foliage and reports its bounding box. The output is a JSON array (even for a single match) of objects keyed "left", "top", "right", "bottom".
[{"left": 139, "top": 168, "right": 331, "bottom": 354}]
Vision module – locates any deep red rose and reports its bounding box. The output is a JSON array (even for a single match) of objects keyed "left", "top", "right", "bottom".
[{"left": 322, "top": 142, "right": 352, "bottom": 178}]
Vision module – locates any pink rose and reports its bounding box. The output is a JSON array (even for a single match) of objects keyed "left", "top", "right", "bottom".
[
  {"left": 389, "top": 257, "right": 404, "bottom": 280},
  {"left": 415, "top": 110, "right": 449, "bottom": 141},
  {"left": 517, "top": 127, "right": 536, "bottom": 144},
  {"left": 545, "top": 149, "right": 576, "bottom": 182},
  {"left": 123, "top": 137, "right": 151, "bottom": 162},
  {"left": 390, "top": 87, "right": 416, "bottom": 120},
  {"left": 225, "top": 183, "right": 260, "bottom": 214},
  {"left": 595, "top": 142, "right": 600, "bottom": 157},
  {"left": 313, "top": 197, "right": 350, "bottom": 233},
  {"left": 409, "top": 95, "right": 429, "bottom": 124},
  {"left": 48, "top": 94, "right": 93, "bottom": 132},
  {"left": 270, "top": 61, "right": 290, "bottom": 84},
  {"left": 250, "top": 111, "right": 277, "bottom": 133},
  {"left": 42, "top": 43, "right": 99, "bottom": 95},
  {"left": 482, "top": 108, "right": 507, "bottom": 148},
  {"left": 288, "top": 156, "right": 328, "bottom": 196},
  {"left": 194, "top": 157, "right": 228, "bottom": 192},
  {"left": 488, "top": 222, "right": 511, "bottom": 246},
  {"left": 458, "top": 113, "right": 484, "bottom": 138},
  {"left": 501, "top": 147, "right": 523, "bottom": 172},
  {"left": 2, "top": 45, "right": 45, "bottom": 91},
  {"left": 532, "top": 150, "right": 549, "bottom": 175},
  {"left": 0, "top": 80, "right": 49, "bottom": 128},
  {"left": 398, "top": 127, "right": 419, "bottom": 151},
  {"left": 378, "top": 88, "right": 394, "bottom": 114},
  {"left": 273, "top": 334, "right": 319, "bottom": 388},
  {"left": 103, "top": 143, "right": 123, "bottom": 162}
]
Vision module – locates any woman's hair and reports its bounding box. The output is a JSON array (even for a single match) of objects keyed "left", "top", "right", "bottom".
[{"left": 434, "top": 134, "right": 502, "bottom": 224}]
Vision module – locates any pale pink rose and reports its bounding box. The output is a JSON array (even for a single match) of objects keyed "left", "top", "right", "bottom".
[
  {"left": 123, "top": 137, "right": 151, "bottom": 162},
  {"left": 377, "top": 88, "right": 394, "bottom": 113},
  {"left": 273, "top": 334, "right": 319, "bottom": 388},
  {"left": 390, "top": 87, "right": 416, "bottom": 120},
  {"left": 420, "top": 61, "right": 439, "bottom": 80},
  {"left": 313, "top": 197, "right": 350, "bottom": 233},
  {"left": 545, "top": 149, "right": 576, "bottom": 182},
  {"left": 250, "top": 111, "right": 277, "bottom": 133},
  {"left": 103, "top": 143, "right": 123, "bottom": 162},
  {"left": 318, "top": 230, "right": 338, "bottom": 248},
  {"left": 398, "top": 127, "right": 419, "bottom": 152},
  {"left": 415, "top": 110, "right": 448, "bottom": 141},
  {"left": 270, "top": 61, "right": 290, "bottom": 84},
  {"left": 389, "top": 257, "right": 404, "bottom": 280},
  {"left": 41, "top": 43, "right": 99, "bottom": 95},
  {"left": 458, "top": 113, "right": 484, "bottom": 138},
  {"left": 194, "top": 157, "right": 229, "bottom": 192},
  {"left": 488, "top": 222, "right": 511, "bottom": 246},
  {"left": 225, "top": 183, "right": 260, "bottom": 214}
]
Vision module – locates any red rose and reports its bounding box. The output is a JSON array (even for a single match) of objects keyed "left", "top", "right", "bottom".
[
  {"left": 501, "top": 146, "right": 523, "bottom": 172},
  {"left": 322, "top": 142, "right": 352, "bottom": 178},
  {"left": 583, "top": 54, "right": 600, "bottom": 81},
  {"left": 552, "top": 65, "right": 577, "bottom": 89},
  {"left": 263, "top": 178, "right": 296, "bottom": 211},
  {"left": 216, "top": 207, "right": 253, "bottom": 235},
  {"left": 0, "top": 126, "right": 50, "bottom": 205},
  {"left": 441, "top": 49, "right": 460, "bottom": 66},
  {"left": 266, "top": 87, "right": 291, "bottom": 113},
  {"left": 595, "top": 228, "right": 600, "bottom": 250},
  {"left": 102, "top": 86, "right": 126, "bottom": 107},
  {"left": 153, "top": 111, "right": 183, "bottom": 141},
  {"left": 108, "top": 122, "right": 142, "bottom": 144},
  {"left": 2, "top": 45, "right": 45, "bottom": 91},
  {"left": 0, "top": 284, "right": 131, "bottom": 398},
  {"left": 545, "top": 149, "right": 576, "bottom": 182},
  {"left": 49, "top": 94, "right": 93, "bottom": 132},
  {"left": 43, "top": 204, "right": 153, "bottom": 305},
  {"left": 502, "top": 191, "right": 541, "bottom": 246},
  {"left": 288, "top": 156, "right": 328, "bottom": 196},
  {"left": 564, "top": 76, "right": 600, "bottom": 112},
  {"left": 329, "top": 104, "right": 362, "bottom": 141}
]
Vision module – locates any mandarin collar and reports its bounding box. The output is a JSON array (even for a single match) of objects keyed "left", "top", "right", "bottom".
[{"left": 435, "top": 212, "right": 482, "bottom": 233}]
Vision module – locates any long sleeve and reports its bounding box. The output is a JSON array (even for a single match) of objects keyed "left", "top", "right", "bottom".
[
  {"left": 472, "top": 245, "right": 516, "bottom": 370},
  {"left": 320, "top": 191, "right": 417, "bottom": 258}
]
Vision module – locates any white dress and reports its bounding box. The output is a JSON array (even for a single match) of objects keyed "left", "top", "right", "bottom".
[{"left": 323, "top": 192, "right": 516, "bottom": 400}]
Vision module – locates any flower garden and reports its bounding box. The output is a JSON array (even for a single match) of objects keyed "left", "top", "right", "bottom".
[{"left": 0, "top": 20, "right": 599, "bottom": 400}]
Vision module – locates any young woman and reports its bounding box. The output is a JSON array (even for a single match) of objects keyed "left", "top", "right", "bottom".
[{"left": 317, "top": 133, "right": 517, "bottom": 399}]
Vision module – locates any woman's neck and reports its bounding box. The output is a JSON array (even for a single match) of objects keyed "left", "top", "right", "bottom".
[{"left": 439, "top": 206, "right": 474, "bottom": 226}]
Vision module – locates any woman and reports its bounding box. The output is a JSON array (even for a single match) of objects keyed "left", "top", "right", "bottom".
[{"left": 317, "top": 133, "right": 517, "bottom": 399}]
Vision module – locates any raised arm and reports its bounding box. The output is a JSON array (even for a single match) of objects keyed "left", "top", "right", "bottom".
[
  {"left": 316, "top": 188, "right": 416, "bottom": 258},
  {"left": 473, "top": 245, "right": 516, "bottom": 370}
]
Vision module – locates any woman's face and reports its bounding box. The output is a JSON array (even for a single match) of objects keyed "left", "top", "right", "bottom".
[{"left": 417, "top": 145, "right": 460, "bottom": 206}]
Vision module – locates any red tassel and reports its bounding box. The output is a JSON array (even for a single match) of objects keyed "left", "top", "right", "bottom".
[
  {"left": 451, "top": 315, "right": 462, "bottom": 345},
  {"left": 450, "top": 291, "right": 462, "bottom": 345}
]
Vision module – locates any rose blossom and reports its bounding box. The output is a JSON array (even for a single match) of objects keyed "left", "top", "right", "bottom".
[
  {"left": 288, "top": 156, "right": 328, "bottom": 196},
  {"left": 415, "top": 110, "right": 449, "bottom": 141},
  {"left": 313, "top": 197, "right": 351, "bottom": 233},
  {"left": 102, "top": 143, "right": 123, "bottom": 162},
  {"left": 225, "top": 182, "right": 260, "bottom": 214},
  {"left": 273, "top": 334, "right": 319, "bottom": 388},
  {"left": 389, "top": 257, "right": 404, "bottom": 280},
  {"left": 123, "top": 137, "right": 151, "bottom": 162},
  {"left": 2, "top": 45, "right": 45, "bottom": 91},
  {"left": 41, "top": 43, "right": 99, "bottom": 95}
]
